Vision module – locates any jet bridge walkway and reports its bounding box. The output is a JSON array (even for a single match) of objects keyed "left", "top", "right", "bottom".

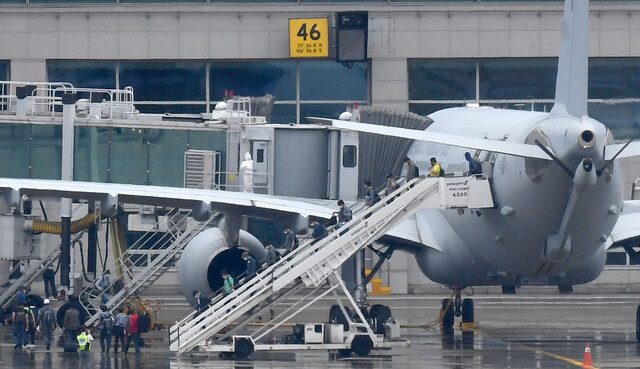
[
  {"left": 81, "top": 211, "right": 216, "bottom": 327},
  {"left": 169, "top": 174, "right": 493, "bottom": 354},
  {"left": 0, "top": 230, "right": 87, "bottom": 311}
]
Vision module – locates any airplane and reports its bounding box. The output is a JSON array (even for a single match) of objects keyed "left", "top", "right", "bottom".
[
  {"left": 329, "top": 0, "right": 640, "bottom": 331},
  {"left": 1, "top": 0, "right": 640, "bottom": 344}
]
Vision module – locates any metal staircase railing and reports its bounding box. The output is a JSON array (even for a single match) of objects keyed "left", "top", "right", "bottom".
[
  {"left": 169, "top": 176, "right": 444, "bottom": 353},
  {"left": 0, "top": 230, "right": 86, "bottom": 311},
  {"left": 81, "top": 211, "right": 215, "bottom": 327}
]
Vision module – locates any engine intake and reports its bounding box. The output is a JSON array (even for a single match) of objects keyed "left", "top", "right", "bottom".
[{"left": 177, "top": 227, "right": 266, "bottom": 306}]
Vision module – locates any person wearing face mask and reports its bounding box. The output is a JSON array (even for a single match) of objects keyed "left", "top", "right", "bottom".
[{"left": 281, "top": 227, "right": 299, "bottom": 254}]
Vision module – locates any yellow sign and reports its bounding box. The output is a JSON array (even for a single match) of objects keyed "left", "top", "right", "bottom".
[{"left": 289, "top": 18, "right": 329, "bottom": 58}]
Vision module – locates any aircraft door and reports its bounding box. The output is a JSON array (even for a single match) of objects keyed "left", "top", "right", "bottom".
[
  {"left": 252, "top": 141, "right": 269, "bottom": 193},
  {"left": 339, "top": 131, "right": 359, "bottom": 201}
]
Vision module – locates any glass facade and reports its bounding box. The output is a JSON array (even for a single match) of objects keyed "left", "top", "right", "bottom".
[
  {"left": 409, "top": 58, "right": 640, "bottom": 139},
  {"left": 47, "top": 59, "right": 369, "bottom": 123},
  {"left": 0, "top": 124, "right": 226, "bottom": 187},
  {"left": 0, "top": 61, "right": 9, "bottom": 81}
]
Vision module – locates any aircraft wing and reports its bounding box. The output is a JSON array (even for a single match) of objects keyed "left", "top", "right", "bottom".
[
  {"left": 605, "top": 141, "right": 640, "bottom": 161},
  {"left": 330, "top": 119, "right": 553, "bottom": 160},
  {"left": 0, "top": 178, "right": 337, "bottom": 222},
  {"left": 607, "top": 200, "right": 640, "bottom": 248}
]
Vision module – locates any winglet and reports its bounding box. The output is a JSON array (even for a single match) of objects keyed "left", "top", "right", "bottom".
[{"left": 550, "top": 0, "right": 589, "bottom": 118}]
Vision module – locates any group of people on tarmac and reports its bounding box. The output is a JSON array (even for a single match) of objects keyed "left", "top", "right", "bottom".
[{"left": 7, "top": 273, "right": 147, "bottom": 356}]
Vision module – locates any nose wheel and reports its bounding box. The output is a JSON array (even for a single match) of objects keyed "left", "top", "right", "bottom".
[{"left": 440, "top": 289, "right": 474, "bottom": 329}]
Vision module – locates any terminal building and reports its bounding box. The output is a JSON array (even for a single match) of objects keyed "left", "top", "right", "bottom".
[{"left": 0, "top": 0, "right": 640, "bottom": 294}]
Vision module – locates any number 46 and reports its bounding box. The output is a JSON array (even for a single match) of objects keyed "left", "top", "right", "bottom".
[{"left": 297, "top": 23, "right": 321, "bottom": 41}]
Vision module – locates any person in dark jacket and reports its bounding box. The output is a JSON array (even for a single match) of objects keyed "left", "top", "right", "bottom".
[
  {"left": 193, "top": 290, "right": 211, "bottom": 314},
  {"left": 242, "top": 252, "right": 257, "bottom": 279},
  {"left": 281, "top": 227, "right": 299, "bottom": 254},
  {"left": 464, "top": 152, "right": 482, "bottom": 175},
  {"left": 404, "top": 156, "right": 417, "bottom": 181},
  {"left": 310, "top": 221, "right": 328, "bottom": 240},
  {"left": 363, "top": 180, "right": 376, "bottom": 208},
  {"left": 63, "top": 305, "right": 81, "bottom": 346}
]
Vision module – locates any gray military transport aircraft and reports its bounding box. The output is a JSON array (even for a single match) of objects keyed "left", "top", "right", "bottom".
[{"left": 1, "top": 0, "right": 640, "bottom": 344}]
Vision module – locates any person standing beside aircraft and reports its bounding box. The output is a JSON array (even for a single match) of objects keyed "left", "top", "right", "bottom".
[
  {"left": 464, "top": 152, "right": 482, "bottom": 175},
  {"left": 429, "top": 157, "right": 441, "bottom": 177},
  {"left": 403, "top": 156, "right": 417, "bottom": 181},
  {"left": 239, "top": 152, "right": 254, "bottom": 193}
]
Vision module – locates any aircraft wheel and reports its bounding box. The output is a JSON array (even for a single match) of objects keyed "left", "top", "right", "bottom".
[
  {"left": 461, "top": 298, "right": 474, "bottom": 323},
  {"left": 26, "top": 294, "right": 44, "bottom": 309},
  {"left": 558, "top": 285, "right": 573, "bottom": 294},
  {"left": 370, "top": 304, "right": 391, "bottom": 334},
  {"left": 636, "top": 305, "right": 640, "bottom": 342},
  {"left": 441, "top": 298, "right": 454, "bottom": 328},
  {"left": 329, "top": 305, "right": 352, "bottom": 331},
  {"left": 501, "top": 285, "right": 516, "bottom": 294},
  {"left": 351, "top": 335, "right": 373, "bottom": 357},
  {"left": 234, "top": 337, "right": 254, "bottom": 358}
]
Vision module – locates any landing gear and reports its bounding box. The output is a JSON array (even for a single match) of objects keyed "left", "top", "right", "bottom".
[
  {"left": 558, "top": 285, "right": 573, "bottom": 294},
  {"left": 441, "top": 299, "right": 454, "bottom": 328},
  {"left": 440, "top": 289, "right": 474, "bottom": 329},
  {"left": 502, "top": 285, "right": 516, "bottom": 294},
  {"left": 370, "top": 304, "right": 392, "bottom": 334},
  {"left": 636, "top": 305, "right": 640, "bottom": 342},
  {"left": 461, "top": 298, "right": 474, "bottom": 323}
]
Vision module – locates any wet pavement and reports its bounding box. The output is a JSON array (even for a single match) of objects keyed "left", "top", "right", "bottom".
[{"left": 1, "top": 293, "right": 640, "bottom": 368}]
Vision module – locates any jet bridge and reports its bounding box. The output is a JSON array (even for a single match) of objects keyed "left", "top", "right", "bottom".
[{"left": 169, "top": 174, "right": 493, "bottom": 356}]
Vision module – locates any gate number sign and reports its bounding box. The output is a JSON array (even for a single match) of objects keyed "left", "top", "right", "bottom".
[{"left": 289, "top": 18, "right": 329, "bottom": 58}]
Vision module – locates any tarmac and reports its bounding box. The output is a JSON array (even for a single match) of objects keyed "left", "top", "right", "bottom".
[{"left": 1, "top": 290, "right": 640, "bottom": 368}]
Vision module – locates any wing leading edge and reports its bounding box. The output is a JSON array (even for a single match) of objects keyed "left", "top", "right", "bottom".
[
  {"left": 0, "top": 178, "right": 336, "bottom": 221},
  {"left": 331, "top": 120, "right": 553, "bottom": 160}
]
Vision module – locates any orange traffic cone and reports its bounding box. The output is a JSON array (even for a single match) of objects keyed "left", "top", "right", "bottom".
[{"left": 582, "top": 342, "right": 593, "bottom": 368}]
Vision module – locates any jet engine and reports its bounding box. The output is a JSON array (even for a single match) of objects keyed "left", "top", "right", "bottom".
[{"left": 177, "top": 227, "right": 266, "bottom": 306}]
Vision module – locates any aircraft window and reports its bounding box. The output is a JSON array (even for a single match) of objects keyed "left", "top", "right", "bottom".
[
  {"left": 605, "top": 251, "right": 627, "bottom": 266},
  {"left": 343, "top": 145, "right": 357, "bottom": 168},
  {"left": 256, "top": 149, "right": 264, "bottom": 163}
]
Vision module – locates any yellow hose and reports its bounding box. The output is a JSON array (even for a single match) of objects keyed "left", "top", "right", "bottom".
[{"left": 28, "top": 209, "right": 99, "bottom": 235}]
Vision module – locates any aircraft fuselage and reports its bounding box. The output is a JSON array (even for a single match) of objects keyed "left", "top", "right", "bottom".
[{"left": 408, "top": 106, "right": 623, "bottom": 287}]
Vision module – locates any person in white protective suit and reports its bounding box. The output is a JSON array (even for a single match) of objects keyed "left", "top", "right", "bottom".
[{"left": 239, "top": 152, "right": 254, "bottom": 192}]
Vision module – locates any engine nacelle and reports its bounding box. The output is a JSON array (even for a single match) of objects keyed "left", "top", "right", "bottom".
[{"left": 177, "top": 227, "right": 266, "bottom": 306}]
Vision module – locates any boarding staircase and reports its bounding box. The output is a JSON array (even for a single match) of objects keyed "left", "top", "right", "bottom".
[
  {"left": 81, "top": 211, "right": 216, "bottom": 327},
  {"left": 170, "top": 175, "right": 493, "bottom": 353},
  {"left": 0, "top": 231, "right": 87, "bottom": 310}
]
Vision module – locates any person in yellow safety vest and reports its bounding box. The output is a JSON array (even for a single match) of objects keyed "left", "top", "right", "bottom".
[{"left": 77, "top": 326, "right": 94, "bottom": 351}]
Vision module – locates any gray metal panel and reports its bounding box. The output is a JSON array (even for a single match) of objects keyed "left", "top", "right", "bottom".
[{"left": 273, "top": 129, "right": 328, "bottom": 198}]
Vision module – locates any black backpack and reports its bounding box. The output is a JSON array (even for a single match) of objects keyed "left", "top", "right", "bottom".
[
  {"left": 100, "top": 312, "right": 114, "bottom": 334},
  {"left": 41, "top": 308, "right": 56, "bottom": 330},
  {"left": 138, "top": 313, "right": 151, "bottom": 333},
  {"left": 439, "top": 167, "right": 445, "bottom": 177},
  {"left": 414, "top": 165, "right": 420, "bottom": 177}
]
